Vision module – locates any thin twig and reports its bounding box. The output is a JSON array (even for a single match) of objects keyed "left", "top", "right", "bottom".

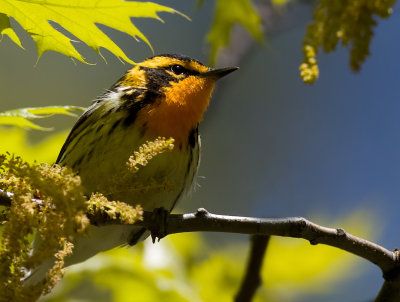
[{"left": 235, "top": 235, "right": 270, "bottom": 302}]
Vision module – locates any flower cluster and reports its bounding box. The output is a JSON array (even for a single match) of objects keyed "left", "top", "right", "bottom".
[
  {"left": 0, "top": 153, "right": 89, "bottom": 300},
  {"left": 300, "top": 0, "right": 395, "bottom": 84}
]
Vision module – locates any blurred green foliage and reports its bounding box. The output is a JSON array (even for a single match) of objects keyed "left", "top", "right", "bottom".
[
  {"left": 0, "top": 126, "right": 68, "bottom": 164},
  {"left": 206, "top": 0, "right": 291, "bottom": 65},
  {"left": 207, "top": 0, "right": 263, "bottom": 66}
]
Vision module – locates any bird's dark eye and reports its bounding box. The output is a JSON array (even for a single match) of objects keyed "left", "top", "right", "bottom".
[{"left": 170, "top": 64, "right": 186, "bottom": 75}]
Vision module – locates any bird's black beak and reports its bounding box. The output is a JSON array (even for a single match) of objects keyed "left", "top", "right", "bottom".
[{"left": 201, "top": 66, "right": 239, "bottom": 79}]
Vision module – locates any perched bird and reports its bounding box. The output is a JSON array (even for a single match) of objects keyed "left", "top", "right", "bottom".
[{"left": 27, "top": 54, "right": 237, "bottom": 284}]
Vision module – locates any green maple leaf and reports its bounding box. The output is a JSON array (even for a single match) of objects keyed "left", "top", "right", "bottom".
[
  {"left": 0, "top": 106, "right": 85, "bottom": 130},
  {"left": 0, "top": 0, "right": 186, "bottom": 64},
  {"left": 207, "top": 0, "right": 263, "bottom": 65},
  {"left": 0, "top": 13, "right": 22, "bottom": 47}
]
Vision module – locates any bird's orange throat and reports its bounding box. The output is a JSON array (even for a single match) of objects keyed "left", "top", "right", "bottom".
[{"left": 138, "top": 77, "right": 215, "bottom": 144}]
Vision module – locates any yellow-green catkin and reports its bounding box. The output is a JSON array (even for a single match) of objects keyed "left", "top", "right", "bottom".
[
  {"left": 87, "top": 193, "right": 143, "bottom": 225},
  {"left": 0, "top": 153, "right": 90, "bottom": 301},
  {"left": 300, "top": 0, "right": 395, "bottom": 84},
  {"left": 0, "top": 137, "right": 172, "bottom": 300},
  {"left": 127, "top": 137, "right": 175, "bottom": 172}
]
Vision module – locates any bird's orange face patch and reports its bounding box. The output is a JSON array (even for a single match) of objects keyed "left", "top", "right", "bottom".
[
  {"left": 139, "top": 75, "right": 216, "bottom": 144},
  {"left": 121, "top": 56, "right": 217, "bottom": 145}
]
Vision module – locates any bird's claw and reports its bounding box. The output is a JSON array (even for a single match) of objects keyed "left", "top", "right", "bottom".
[{"left": 149, "top": 207, "right": 169, "bottom": 243}]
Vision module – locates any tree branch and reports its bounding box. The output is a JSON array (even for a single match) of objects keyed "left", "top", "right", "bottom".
[
  {"left": 132, "top": 209, "right": 398, "bottom": 276},
  {"left": 375, "top": 278, "right": 400, "bottom": 302},
  {"left": 89, "top": 207, "right": 399, "bottom": 276},
  {"left": 3, "top": 189, "right": 400, "bottom": 300},
  {"left": 140, "top": 208, "right": 400, "bottom": 302},
  {"left": 235, "top": 235, "right": 270, "bottom": 302},
  {"left": 375, "top": 250, "right": 400, "bottom": 302}
]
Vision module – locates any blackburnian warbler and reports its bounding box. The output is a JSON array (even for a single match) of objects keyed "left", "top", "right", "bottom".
[{"left": 28, "top": 54, "right": 237, "bottom": 284}]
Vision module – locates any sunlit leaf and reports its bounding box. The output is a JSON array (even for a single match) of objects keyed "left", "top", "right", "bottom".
[
  {"left": 0, "top": 126, "right": 68, "bottom": 163},
  {"left": 0, "top": 13, "right": 22, "bottom": 47},
  {"left": 0, "top": 0, "right": 187, "bottom": 64},
  {"left": 0, "top": 106, "right": 85, "bottom": 130},
  {"left": 207, "top": 0, "right": 263, "bottom": 65}
]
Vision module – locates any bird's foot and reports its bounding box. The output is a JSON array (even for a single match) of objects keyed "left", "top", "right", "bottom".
[{"left": 149, "top": 207, "right": 169, "bottom": 243}]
